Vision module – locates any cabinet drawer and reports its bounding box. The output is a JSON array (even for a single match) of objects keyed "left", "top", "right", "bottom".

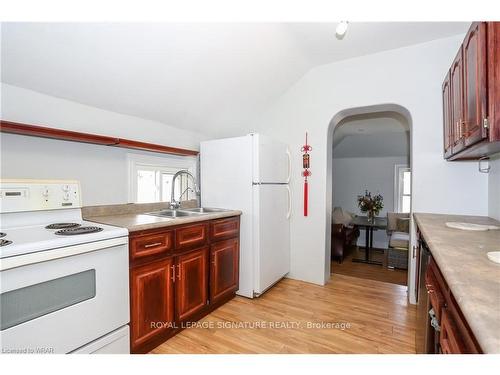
[
  {"left": 175, "top": 223, "right": 208, "bottom": 250},
  {"left": 130, "top": 231, "right": 174, "bottom": 261},
  {"left": 211, "top": 217, "right": 240, "bottom": 241}
]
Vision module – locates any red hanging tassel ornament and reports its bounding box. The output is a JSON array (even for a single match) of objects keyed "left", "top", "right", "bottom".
[{"left": 301, "top": 132, "right": 312, "bottom": 217}]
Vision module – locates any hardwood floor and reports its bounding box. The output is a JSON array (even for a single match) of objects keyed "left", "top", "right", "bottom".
[
  {"left": 332, "top": 247, "right": 408, "bottom": 286},
  {"left": 151, "top": 274, "right": 416, "bottom": 354}
]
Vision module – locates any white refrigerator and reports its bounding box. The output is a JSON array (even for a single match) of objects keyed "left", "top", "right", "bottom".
[{"left": 200, "top": 133, "right": 291, "bottom": 298}]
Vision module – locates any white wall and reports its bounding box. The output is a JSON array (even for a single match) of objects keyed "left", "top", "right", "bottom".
[
  {"left": 333, "top": 155, "right": 408, "bottom": 249},
  {"left": 489, "top": 153, "right": 500, "bottom": 221},
  {"left": 0, "top": 84, "right": 208, "bottom": 206},
  {"left": 1, "top": 84, "right": 208, "bottom": 150},
  {"left": 252, "top": 35, "right": 489, "bottom": 303}
]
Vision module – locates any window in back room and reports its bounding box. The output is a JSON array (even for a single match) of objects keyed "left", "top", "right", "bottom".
[{"left": 395, "top": 164, "right": 411, "bottom": 214}]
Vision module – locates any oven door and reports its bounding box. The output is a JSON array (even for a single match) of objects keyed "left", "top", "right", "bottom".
[{"left": 0, "top": 239, "right": 129, "bottom": 354}]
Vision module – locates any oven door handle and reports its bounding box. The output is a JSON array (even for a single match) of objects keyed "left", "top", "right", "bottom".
[{"left": 0, "top": 236, "right": 128, "bottom": 271}]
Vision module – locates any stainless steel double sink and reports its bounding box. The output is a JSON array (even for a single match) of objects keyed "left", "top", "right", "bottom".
[{"left": 145, "top": 207, "right": 229, "bottom": 219}]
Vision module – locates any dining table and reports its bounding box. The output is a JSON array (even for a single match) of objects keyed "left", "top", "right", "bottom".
[{"left": 350, "top": 215, "right": 388, "bottom": 265}]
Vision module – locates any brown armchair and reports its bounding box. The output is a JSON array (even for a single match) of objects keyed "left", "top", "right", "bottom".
[
  {"left": 331, "top": 207, "right": 360, "bottom": 263},
  {"left": 331, "top": 224, "right": 360, "bottom": 263}
]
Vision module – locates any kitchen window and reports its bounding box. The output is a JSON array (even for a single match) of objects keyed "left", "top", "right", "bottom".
[
  {"left": 394, "top": 164, "right": 411, "bottom": 213},
  {"left": 128, "top": 154, "right": 197, "bottom": 203}
]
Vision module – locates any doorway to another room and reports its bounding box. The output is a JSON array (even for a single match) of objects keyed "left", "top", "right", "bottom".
[{"left": 330, "top": 110, "right": 411, "bottom": 286}]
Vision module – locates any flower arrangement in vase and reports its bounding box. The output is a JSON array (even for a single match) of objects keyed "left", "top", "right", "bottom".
[{"left": 357, "top": 190, "right": 384, "bottom": 223}]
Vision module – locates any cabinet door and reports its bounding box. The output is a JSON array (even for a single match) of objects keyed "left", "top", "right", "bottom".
[
  {"left": 130, "top": 258, "right": 175, "bottom": 350},
  {"left": 463, "top": 22, "right": 488, "bottom": 146},
  {"left": 488, "top": 22, "right": 500, "bottom": 141},
  {"left": 440, "top": 309, "right": 466, "bottom": 354},
  {"left": 442, "top": 71, "right": 453, "bottom": 158},
  {"left": 175, "top": 247, "right": 208, "bottom": 322},
  {"left": 210, "top": 238, "right": 239, "bottom": 303},
  {"left": 450, "top": 47, "right": 465, "bottom": 154}
]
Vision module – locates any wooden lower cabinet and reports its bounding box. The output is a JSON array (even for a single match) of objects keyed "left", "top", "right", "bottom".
[
  {"left": 130, "top": 258, "right": 175, "bottom": 351},
  {"left": 128, "top": 216, "right": 240, "bottom": 353},
  {"left": 175, "top": 247, "right": 208, "bottom": 321},
  {"left": 417, "top": 231, "right": 482, "bottom": 354},
  {"left": 210, "top": 238, "right": 239, "bottom": 303}
]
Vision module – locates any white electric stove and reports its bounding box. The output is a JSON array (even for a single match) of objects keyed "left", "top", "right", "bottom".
[{"left": 0, "top": 180, "right": 130, "bottom": 354}]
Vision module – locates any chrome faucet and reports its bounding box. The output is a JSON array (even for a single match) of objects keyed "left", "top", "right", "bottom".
[{"left": 170, "top": 170, "right": 200, "bottom": 209}]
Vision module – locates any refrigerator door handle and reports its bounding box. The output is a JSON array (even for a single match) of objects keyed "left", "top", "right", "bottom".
[
  {"left": 286, "top": 185, "right": 292, "bottom": 220},
  {"left": 286, "top": 148, "right": 291, "bottom": 183}
]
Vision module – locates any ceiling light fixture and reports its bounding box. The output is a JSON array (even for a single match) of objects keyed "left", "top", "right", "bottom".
[{"left": 336, "top": 21, "right": 349, "bottom": 37}]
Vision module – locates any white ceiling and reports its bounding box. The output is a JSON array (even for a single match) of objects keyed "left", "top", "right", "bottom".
[
  {"left": 1, "top": 22, "right": 469, "bottom": 137},
  {"left": 333, "top": 132, "right": 410, "bottom": 158},
  {"left": 333, "top": 111, "right": 410, "bottom": 158},
  {"left": 333, "top": 111, "right": 410, "bottom": 146}
]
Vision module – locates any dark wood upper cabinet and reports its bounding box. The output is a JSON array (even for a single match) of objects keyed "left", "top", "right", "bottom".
[
  {"left": 175, "top": 247, "right": 209, "bottom": 322},
  {"left": 442, "top": 72, "right": 453, "bottom": 158},
  {"left": 462, "top": 22, "right": 488, "bottom": 147},
  {"left": 450, "top": 47, "right": 465, "bottom": 155},
  {"left": 488, "top": 22, "right": 500, "bottom": 141},
  {"left": 210, "top": 238, "right": 240, "bottom": 303},
  {"left": 130, "top": 258, "right": 175, "bottom": 351},
  {"left": 444, "top": 22, "right": 500, "bottom": 160}
]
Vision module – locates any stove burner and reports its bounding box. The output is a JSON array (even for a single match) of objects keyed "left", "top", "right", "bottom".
[
  {"left": 0, "top": 239, "right": 12, "bottom": 247},
  {"left": 45, "top": 223, "right": 81, "bottom": 230},
  {"left": 55, "top": 226, "right": 103, "bottom": 236},
  {"left": 0, "top": 232, "right": 6, "bottom": 238}
]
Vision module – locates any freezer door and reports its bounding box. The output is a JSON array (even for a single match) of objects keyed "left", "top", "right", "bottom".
[
  {"left": 201, "top": 135, "right": 253, "bottom": 207},
  {"left": 252, "top": 134, "right": 291, "bottom": 184},
  {"left": 253, "top": 184, "right": 291, "bottom": 295}
]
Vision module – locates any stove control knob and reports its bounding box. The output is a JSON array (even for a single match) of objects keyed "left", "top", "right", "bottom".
[
  {"left": 62, "top": 184, "right": 70, "bottom": 192},
  {"left": 63, "top": 192, "right": 70, "bottom": 201},
  {"left": 42, "top": 187, "right": 49, "bottom": 198}
]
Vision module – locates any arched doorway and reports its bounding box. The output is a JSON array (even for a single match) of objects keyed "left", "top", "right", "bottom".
[{"left": 326, "top": 104, "right": 414, "bottom": 293}]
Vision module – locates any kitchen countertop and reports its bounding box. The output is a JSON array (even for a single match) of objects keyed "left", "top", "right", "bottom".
[
  {"left": 413, "top": 213, "right": 500, "bottom": 353},
  {"left": 85, "top": 209, "right": 242, "bottom": 232}
]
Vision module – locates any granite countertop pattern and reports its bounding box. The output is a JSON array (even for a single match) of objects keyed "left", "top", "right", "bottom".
[
  {"left": 83, "top": 202, "right": 241, "bottom": 232},
  {"left": 413, "top": 213, "right": 500, "bottom": 353}
]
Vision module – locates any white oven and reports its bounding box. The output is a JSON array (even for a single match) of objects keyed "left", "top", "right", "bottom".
[{"left": 0, "top": 239, "right": 129, "bottom": 354}]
